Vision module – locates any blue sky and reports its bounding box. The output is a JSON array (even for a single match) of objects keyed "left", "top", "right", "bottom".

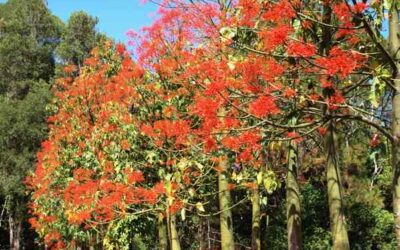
[{"left": 0, "top": 0, "right": 158, "bottom": 42}]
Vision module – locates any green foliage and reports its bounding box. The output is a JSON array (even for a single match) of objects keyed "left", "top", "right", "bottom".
[
  {"left": 0, "top": 0, "right": 62, "bottom": 95},
  {"left": 264, "top": 191, "right": 287, "bottom": 250},
  {"left": 263, "top": 186, "right": 330, "bottom": 249},
  {"left": 0, "top": 1, "right": 103, "bottom": 248},
  {"left": 301, "top": 185, "right": 331, "bottom": 250},
  {"left": 56, "top": 11, "right": 100, "bottom": 67},
  {"left": 0, "top": 1, "right": 61, "bottom": 248},
  {"left": 0, "top": 82, "right": 51, "bottom": 208},
  {"left": 0, "top": 0, "right": 60, "bottom": 214},
  {"left": 0, "top": 0, "right": 396, "bottom": 248},
  {"left": 103, "top": 215, "right": 157, "bottom": 250},
  {"left": 375, "top": 159, "right": 393, "bottom": 208},
  {"left": 348, "top": 203, "right": 396, "bottom": 250}
]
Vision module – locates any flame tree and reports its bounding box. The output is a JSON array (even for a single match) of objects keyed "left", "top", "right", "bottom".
[{"left": 27, "top": 0, "right": 400, "bottom": 249}]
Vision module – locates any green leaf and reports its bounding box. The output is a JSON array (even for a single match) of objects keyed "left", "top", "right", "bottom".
[
  {"left": 145, "top": 150, "right": 157, "bottom": 164},
  {"left": 196, "top": 202, "right": 206, "bottom": 212},
  {"left": 219, "top": 27, "right": 236, "bottom": 42},
  {"left": 177, "top": 158, "right": 188, "bottom": 171},
  {"left": 173, "top": 172, "right": 182, "bottom": 183},
  {"left": 257, "top": 171, "right": 263, "bottom": 185},
  {"left": 227, "top": 61, "right": 235, "bottom": 71},
  {"left": 261, "top": 196, "right": 268, "bottom": 206},
  {"left": 383, "top": 0, "right": 393, "bottom": 10},
  {"left": 194, "top": 161, "right": 204, "bottom": 170},
  {"left": 165, "top": 174, "right": 172, "bottom": 182},
  {"left": 263, "top": 171, "right": 278, "bottom": 193},
  {"left": 181, "top": 208, "right": 186, "bottom": 221},
  {"left": 188, "top": 188, "right": 196, "bottom": 197},
  {"left": 369, "top": 78, "right": 379, "bottom": 108},
  {"left": 369, "top": 77, "right": 385, "bottom": 108}
]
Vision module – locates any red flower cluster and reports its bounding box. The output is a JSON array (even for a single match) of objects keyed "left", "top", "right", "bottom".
[
  {"left": 287, "top": 41, "right": 316, "bottom": 57},
  {"left": 249, "top": 95, "right": 279, "bottom": 118},
  {"left": 315, "top": 47, "right": 364, "bottom": 78}
]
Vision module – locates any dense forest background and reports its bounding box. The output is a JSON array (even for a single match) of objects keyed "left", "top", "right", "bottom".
[
  {"left": 0, "top": 0, "right": 104, "bottom": 248},
  {"left": 1, "top": 0, "right": 400, "bottom": 250}
]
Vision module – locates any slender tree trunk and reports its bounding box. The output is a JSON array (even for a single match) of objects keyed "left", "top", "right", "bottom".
[
  {"left": 218, "top": 156, "right": 235, "bottom": 250},
  {"left": 391, "top": 67, "right": 400, "bottom": 249},
  {"left": 198, "top": 217, "right": 207, "bottom": 250},
  {"left": 158, "top": 213, "right": 168, "bottom": 250},
  {"left": 286, "top": 121, "right": 302, "bottom": 250},
  {"left": 88, "top": 233, "right": 95, "bottom": 250},
  {"left": 320, "top": 5, "right": 349, "bottom": 245},
  {"left": 166, "top": 177, "right": 181, "bottom": 250},
  {"left": 8, "top": 213, "right": 22, "bottom": 250},
  {"left": 326, "top": 123, "right": 349, "bottom": 250},
  {"left": 263, "top": 213, "right": 269, "bottom": 250},
  {"left": 251, "top": 186, "right": 261, "bottom": 250},
  {"left": 168, "top": 214, "right": 181, "bottom": 250},
  {"left": 389, "top": 4, "right": 400, "bottom": 248}
]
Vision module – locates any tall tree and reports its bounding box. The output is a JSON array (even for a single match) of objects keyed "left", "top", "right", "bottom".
[
  {"left": 0, "top": 84, "right": 51, "bottom": 249},
  {"left": 218, "top": 156, "right": 235, "bottom": 250},
  {"left": 56, "top": 11, "right": 100, "bottom": 68},
  {"left": 0, "top": 0, "right": 62, "bottom": 248},
  {"left": 26, "top": 1, "right": 400, "bottom": 249},
  {"left": 388, "top": 2, "right": 400, "bottom": 247},
  {"left": 0, "top": 0, "right": 62, "bottom": 96},
  {"left": 286, "top": 118, "right": 303, "bottom": 250},
  {"left": 325, "top": 123, "right": 350, "bottom": 249}
]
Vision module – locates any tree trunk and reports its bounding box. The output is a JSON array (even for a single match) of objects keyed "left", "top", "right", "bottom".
[
  {"left": 218, "top": 156, "right": 235, "bottom": 250},
  {"left": 326, "top": 123, "right": 349, "bottom": 250},
  {"left": 158, "top": 213, "right": 168, "bottom": 250},
  {"left": 166, "top": 179, "right": 181, "bottom": 250},
  {"left": 389, "top": 4, "right": 400, "bottom": 248},
  {"left": 8, "top": 213, "right": 22, "bottom": 250},
  {"left": 391, "top": 67, "right": 400, "bottom": 250},
  {"left": 286, "top": 124, "right": 302, "bottom": 250},
  {"left": 168, "top": 214, "right": 181, "bottom": 250},
  {"left": 198, "top": 217, "right": 207, "bottom": 250},
  {"left": 263, "top": 213, "right": 269, "bottom": 250},
  {"left": 319, "top": 3, "right": 349, "bottom": 248},
  {"left": 251, "top": 186, "right": 261, "bottom": 250}
]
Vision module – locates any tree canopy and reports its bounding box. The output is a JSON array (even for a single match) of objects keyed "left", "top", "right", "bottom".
[
  {"left": 2, "top": 0, "right": 400, "bottom": 249},
  {"left": 0, "top": 1, "right": 101, "bottom": 248},
  {"left": 56, "top": 11, "right": 101, "bottom": 68}
]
